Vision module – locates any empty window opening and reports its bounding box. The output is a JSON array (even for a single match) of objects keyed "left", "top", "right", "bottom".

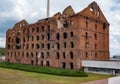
[
  {"left": 63, "top": 20, "right": 68, "bottom": 28},
  {"left": 56, "top": 33, "right": 60, "bottom": 40},
  {"left": 95, "top": 24, "right": 97, "bottom": 30},
  {"left": 7, "top": 59, "right": 10, "bottom": 62},
  {"left": 8, "top": 45, "right": 10, "bottom": 49},
  {"left": 71, "top": 42, "right": 74, "bottom": 48},
  {"left": 41, "top": 35, "right": 44, "bottom": 40},
  {"left": 56, "top": 43, "right": 60, "bottom": 50},
  {"left": 103, "top": 23, "right": 106, "bottom": 30},
  {"left": 86, "top": 52, "right": 88, "bottom": 58},
  {"left": 48, "top": 25, "right": 50, "bottom": 31},
  {"left": 8, "top": 37, "right": 11, "bottom": 43},
  {"left": 70, "top": 62, "right": 74, "bottom": 69},
  {"left": 95, "top": 43, "right": 97, "bottom": 49},
  {"left": 36, "top": 44, "right": 40, "bottom": 49},
  {"left": 47, "top": 43, "right": 50, "bottom": 50},
  {"left": 42, "top": 26, "right": 44, "bottom": 32},
  {"left": 63, "top": 42, "right": 66, "bottom": 48},
  {"left": 41, "top": 52, "right": 44, "bottom": 59},
  {"left": 63, "top": 52, "right": 66, "bottom": 59},
  {"left": 95, "top": 53, "right": 97, "bottom": 58},
  {"left": 42, "top": 44, "right": 44, "bottom": 48},
  {"left": 27, "top": 52, "right": 29, "bottom": 57},
  {"left": 46, "top": 52, "right": 49, "bottom": 58},
  {"left": 56, "top": 52, "right": 60, "bottom": 59},
  {"left": 36, "top": 35, "right": 39, "bottom": 41},
  {"left": 85, "top": 32, "right": 88, "bottom": 39},
  {"left": 63, "top": 32, "right": 67, "bottom": 39},
  {"left": 32, "top": 28, "right": 35, "bottom": 32},
  {"left": 95, "top": 33, "right": 97, "bottom": 40},
  {"left": 26, "top": 44, "right": 29, "bottom": 49},
  {"left": 32, "top": 44, "right": 34, "bottom": 49},
  {"left": 31, "top": 52, "right": 33, "bottom": 57},
  {"left": 62, "top": 62, "right": 66, "bottom": 68},
  {"left": 70, "top": 32, "right": 74, "bottom": 37},
  {"left": 85, "top": 42, "right": 89, "bottom": 49},
  {"left": 47, "top": 33, "right": 50, "bottom": 40},
  {"left": 32, "top": 36, "right": 34, "bottom": 41},
  {"left": 86, "top": 21, "right": 88, "bottom": 28},
  {"left": 23, "top": 38, "right": 25, "bottom": 42},
  {"left": 31, "top": 60, "right": 34, "bottom": 65},
  {"left": 46, "top": 61, "right": 50, "bottom": 67},
  {"left": 41, "top": 61, "right": 43, "bottom": 66},
  {"left": 70, "top": 52, "right": 73, "bottom": 59},
  {"left": 37, "top": 27, "right": 39, "bottom": 32}
]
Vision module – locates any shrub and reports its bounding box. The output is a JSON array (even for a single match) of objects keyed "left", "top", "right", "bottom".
[{"left": 0, "top": 62, "right": 88, "bottom": 77}]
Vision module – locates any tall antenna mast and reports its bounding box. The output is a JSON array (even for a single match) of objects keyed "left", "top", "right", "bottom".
[{"left": 47, "top": 0, "right": 50, "bottom": 18}]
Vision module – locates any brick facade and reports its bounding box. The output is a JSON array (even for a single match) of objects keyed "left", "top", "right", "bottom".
[{"left": 5, "top": 2, "right": 109, "bottom": 70}]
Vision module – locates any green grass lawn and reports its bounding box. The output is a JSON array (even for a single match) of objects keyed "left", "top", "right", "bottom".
[{"left": 0, "top": 67, "right": 112, "bottom": 84}]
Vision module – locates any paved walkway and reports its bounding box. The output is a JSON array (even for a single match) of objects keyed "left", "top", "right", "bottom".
[{"left": 82, "top": 76, "right": 120, "bottom": 84}]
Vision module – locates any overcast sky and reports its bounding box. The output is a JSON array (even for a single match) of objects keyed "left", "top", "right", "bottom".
[{"left": 0, "top": 0, "right": 120, "bottom": 57}]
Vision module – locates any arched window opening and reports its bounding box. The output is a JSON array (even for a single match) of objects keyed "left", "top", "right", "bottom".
[
  {"left": 47, "top": 33, "right": 50, "bottom": 40},
  {"left": 36, "top": 44, "right": 40, "bottom": 49},
  {"left": 63, "top": 52, "right": 65, "bottom": 59},
  {"left": 62, "top": 62, "right": 66, "bottom": 68},
  {"left": 56, "top": 43, "right": 60, "bottom": 50},
  {"left": 46, "top": 61, "right": 50, "bottom": 67},
  {"left": 47, "top": 43, "right": 50, "bottom": 50},
  {"left": 56, "top": 33, "right": 60, "bottom": 40},
  {"left": 63, "top": 32, "right": 67, "bottom": 39},
  {"left": 70, "top": 32, "right": 74, "bottom": 37},
  {"left": 71, "top": 42, "right": 74, "bottom": 48},
  {"left": 95, "top": 33, "right": 97, "bottom": 40},
  {"left": 63, "top": 42, "right": 66, "bottom": 48},
  {"left": 70, "top": 62, "right": 74, "bottom": 69},
  {"left": 41, "top": 52, "right": 44, "bottom": 59},
  {"left": 56, "top": 52, "right": 60, "bottom": 59},
  {"left": 70, "top": 52, "right": 73, "bottom": 59},
  {"left": 36, "top": 35, "right": 39, "bottom": 41}
]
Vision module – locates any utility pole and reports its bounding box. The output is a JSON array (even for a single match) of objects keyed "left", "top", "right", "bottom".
[{"left": 47, "top": 0, "right": 50, "bottom": 18}]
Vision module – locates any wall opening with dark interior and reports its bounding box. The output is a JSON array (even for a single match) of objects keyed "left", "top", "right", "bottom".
[
  {"left": 56, "top": 33, "right": 60, "bottom": 40},
  {"left": 63, "top": 32, "right": 67, "bottom": 39},
  {"left": 46, "top": 61, "right": 50, "bottom": 66},
  {"left": 62, "top": 62, "right": 66, "bottom": 68},
  {"left": 56, "top": 52, "right": 60, "bottom": 59},
  {"left": 70, "top": 62, "right": 73, "bottom": 69},
  {"left": 70, "top": 42, "right": 74, "bottom": 48},
  {"left": 70, "top": 52, "right": 73, "bottom": 59}
]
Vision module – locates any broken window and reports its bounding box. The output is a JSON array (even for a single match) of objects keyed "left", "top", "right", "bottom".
[
  {"left": 70, "top": 62, "right": 73, "bottom": 69},
  {"left": 85, "top": 32, "right": 88, "bottom": 39},
  {"left": 41, "top": 35, "right": 44, "bottom": 40},
  {"left": 95, "top": 43, "right": 97, "bottom": 49},
  {"left": 86, "top": 52, "right": 88, "bottom": 58},
  {"left": 8, "top": 37, "right": 11, "bottom": 43},
  {"left": 56, "top": 43, "right": 60, "bottom": 50},
  {"left": 31, "top": 60, "right": 34, "bottom": 65},
  {"left": 85, "top": 42, "right": 89, "bottom": 49},
  {"left": 36, "top": 35, "right": 39, "bottom": 41},
  {"left": 63, "top": 20, "right": 68, "bottom": 28},
  {"left": 42, "top": 44, "right": 44, "bottom": 48},
  {"left": 63, "top": 42, "right": 66, "bottom": 48},
  {"left": 47, "top": 43, "right": 50, "bottom": 50},
  {"left": 63, "top": 32, "right": 67, "bottom": 39},
  {"left": 31, "top": 52, "right": 33, "bottom": 57},
  {"left": 41, "top": 52, "right": 44, "bottom": 59},
  {"left": 41, "top": 60, "right": 43, "bottom": 66},
  {"left": 42, "top": 26, "right": 44, "bottom": 32},
  {"left": 36, "top": 44, "right": 40, "bottom": 49},
  {"left": 37, "top": 27, "right": 39, "bottom": 32},
  {"left": 47, "top": 33, "right": 50, "bottom": 40},
  {"left": 32, "top": 44, "right": 34, "bottom": 49},
  {"left": 94, "top": 33, "right": 97, "bottom": 40},
  {"left": 70, "top": 52, "right": 73, "bottom": 59},
  {"left": 46, "top": 61, "right": 50, "bottom": 67},
  {"left": 95, "top": 53, "right": 97, "bottom": 58},
  {"left": 63, "top": 52, "right": 65, "bottom": 59},
  {"left": 56, "top": 52, "right": 60, "bottom": 59},
  {"left": 70, "top": 42, "right": 74, "bottom": 48},
  {"left": 70, "top": 32, "right": 74, "bottom": 37},
  {"left": 103, "top": 23, "right": 106, "bottom": 30},
  {"left": 48, "top": 25, "right": 50, "bottom": 31},
  {"left": 62, "top": 62, "right": 66, "bottom": 68},
  {"left": 56, "top": 33, "right": 60, "bottom": 40},
  {"left": 32, "top": 28, "right": 34, "bottom": 32}
]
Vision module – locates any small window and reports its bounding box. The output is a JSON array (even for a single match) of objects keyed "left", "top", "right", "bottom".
[
  {"left": 62, "top": 62, "right": 66, "bottom": 68},
  {"left": 95, "top": 43, "right": 97, "bottom": 49},
  {"left": 8, "top": 37, "right": 11, "bottom": 43},
  {"left": 85, "top": 42, "right": 89, "bottom": 49},
  {"left": 31, "top": 52, "right": 33, "bottom": 57},
  {"left": 27, "top": 52, "right": 29, "bottom": 57},
  {"left": 56, "top": 33, "right": 60, "bottom": 40},
  {"left": 63, "top": 52, "right": 65, "bottom": 59},
  {"left": 47, "top": 33, "right": 50, "bottom": 40},
  {"left": 32, "top": 36, "right": 34, "bottom": 41},
  {"left": 86, "top": 21, "right": 88, "bottom": 28},
  {"left": 86, "top": 52, "right": 88, "bottom": 58},
  {"left": 63, "top": 32, "right": 67, "bottom": 39},
  {"left": 56, "top": 43, "right": 60, "bottom": 50},
  {"left": 71, "top": 42, "right": 74, "bottom": 48},
  {"left": 103, "top": 23, "right": 106, "bottom": 30},
  {"left": 47, "top": 43, "right": 50, "bottom": 50},
  {"left": 95, "top": 24, "right": 97, "bottom": 30},
  {"left": 95, "top": 33, "right": 97, "bottom": 40},
  {"left": 31, "top": 60, "right": 34, "bottom": 65},
  {"left": 95, "top": 53, "right": 97, "bottom": 58},
  {"left": 36, "top": 44, "right": 40, "bottom": 49},
  {"left": 48, "top": 25, "right": 50, "bottom": 31},
  {"left": 42, "top": 44, "right": 44, "bottom": 48},
  {"left": 56, "top": 52, "right": 60, "bottom": 59},
  {"left": 63, "top": 42, "right": 66, "bottom": 48},
  {"left": 32, "top": 44, "right": 34, "bottom": 49},
  {"left": 36, "top": 35, "right": 39, "bottom": 41},
  {"left": 41, "top": 52, "right": 44, "bottom": 59},
  {"left": 70, "top": 62, "right": 73, "bottom": 69},
  {"left": 70, "top": 52, "right": 73, "bottom": 59},
  {"left": 85, "top": 32, "right": 88, "bottom": 39},
  {"left": 70, "top": 32, "right": 74, "bottom": 37},
  {"left": 37, "top": 27, "right": 39, "bottom": 32},
  {"left": 32, "top": 28, "right": 35, "bottom": 32},
  {"left": 42, "top": 26, "right": 44, "bottom": 32},
  {"left": 46, "top": 61, "right": 50, "bottom": 67},
  {"left": 41, "top": 35, "right": 44, "bottom": 40}
]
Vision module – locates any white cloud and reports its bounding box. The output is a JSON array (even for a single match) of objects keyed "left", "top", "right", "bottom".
[{"left": 0, "top": 38, "right": 6, "bottom": 48}]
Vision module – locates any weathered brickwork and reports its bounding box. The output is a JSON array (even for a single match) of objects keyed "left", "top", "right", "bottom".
[{"left": 5, "top": 2, "right": 109, "bottom": 70}]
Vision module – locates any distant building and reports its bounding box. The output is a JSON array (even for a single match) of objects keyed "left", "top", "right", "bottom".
[{"left": 5, "top": 2, "right": 109, "bottom": 70}]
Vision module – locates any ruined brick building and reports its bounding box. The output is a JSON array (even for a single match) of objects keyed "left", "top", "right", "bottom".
[{"left": 5, "top": 2, "right": 109, "bottom": 70}]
